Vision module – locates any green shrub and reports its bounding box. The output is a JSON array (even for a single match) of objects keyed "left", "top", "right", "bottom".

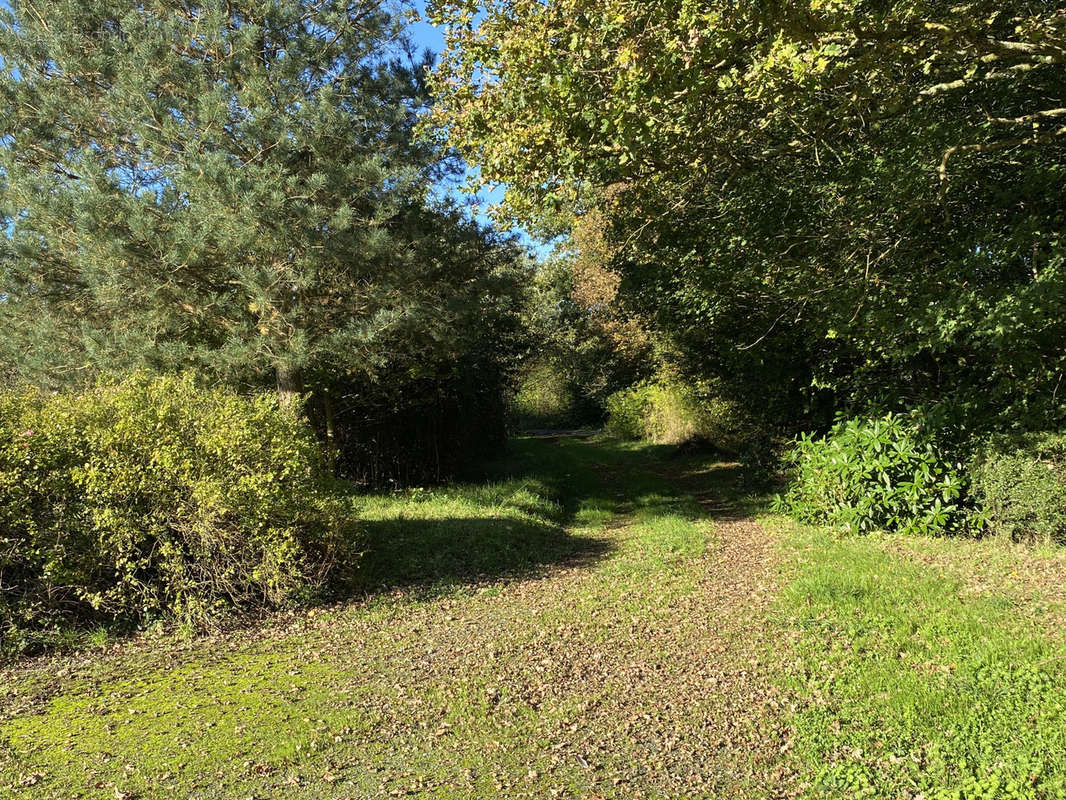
[
  {"left": 605, "top": 378, "right": 762, "bottom": 453},
  {"left": 971, "top": 432, "right": 1066, "bottom": 544},
  {"left": 642, "top": 382, "right": 703, "bottom": 444},
  {"left": 604, "top": 382, "right": 655, "bottom": 440},
  {"left": 776, "top": 412, "right": 977, "bottom": 536},
  {"left": 606, "top": 380, "right": 710, "bottom": 444},
  {"left": 0, "top": 375, "right": 351, "bottom": 651},
  {"left": 510, "top": 360, "right": 579, "bottom": 428}
]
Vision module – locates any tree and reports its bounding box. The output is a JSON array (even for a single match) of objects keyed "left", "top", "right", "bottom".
[
  {"left": 428, "top": 1, "right": 1066, "bottom": 431},
  {"left": 0, "top": 0, "right": 444, "bottom": 405},
  {"left": 315, "top": 201, "right": 531, "bottom": 483}
]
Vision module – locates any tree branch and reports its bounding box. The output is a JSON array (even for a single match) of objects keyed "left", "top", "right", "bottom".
[
  {"left": 987, "top": 107, "right": 1066, "bottom": 125},
  {"left": 939, "top": 123, "right": 1066, "bottom": 184}
]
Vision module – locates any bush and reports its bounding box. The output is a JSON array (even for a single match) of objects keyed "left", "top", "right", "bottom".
[
  {"left": 777, "top": 412, "right": 977, "bottom": 536},
  {"left": 510, "top": 360, "right": 581, "bottom": 429},
  {"left": 0, "top": 375, "right": 351, "bottom": 651},
  {"left": 606, "top": 380, "right": 711, "bottom": 444},
  {"left": 971, "top": 432, "right": 1066, "bottom": 544},
  {"left": 604, "top": 382, "right": 655, "bottom": 440},
  {"left": 605, "top": 378, "right": 762, "bottom": 453}
]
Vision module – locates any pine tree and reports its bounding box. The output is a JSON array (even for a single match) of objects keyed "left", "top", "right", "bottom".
[{"left": 0, "top": 0, "right": 438, "bottom": 402}]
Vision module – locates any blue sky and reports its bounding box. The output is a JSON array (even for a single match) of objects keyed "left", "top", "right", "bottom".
[
  {"left": 406, "top": 1, "right": 549, "bottom": 257},
  {"left": 407, "top": 0, "right": 447, "bottom": 56}
]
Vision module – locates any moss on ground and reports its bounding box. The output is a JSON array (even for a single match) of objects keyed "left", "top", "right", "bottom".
[{"left": 1, "top": 438, "right": 781, "bottom": 799}]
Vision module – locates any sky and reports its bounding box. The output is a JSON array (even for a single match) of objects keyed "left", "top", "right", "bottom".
[
  {"left": 405, "top": 1, "right": 551, "bottom": 258},
  {"left": 407, "top": 0, "right": 447, "bottom": 57}
]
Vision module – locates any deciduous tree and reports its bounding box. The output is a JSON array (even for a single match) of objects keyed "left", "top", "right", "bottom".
[{"left": 429, "top": 0, "right": 1066, "bottom": 430}]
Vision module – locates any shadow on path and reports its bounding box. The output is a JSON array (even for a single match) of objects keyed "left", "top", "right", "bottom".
[
  {"left": 348, "top": 435, "right": 766, "bottom": 601},
  {"left": 354, "top": 516, "right": 610, "bottom": 595}
]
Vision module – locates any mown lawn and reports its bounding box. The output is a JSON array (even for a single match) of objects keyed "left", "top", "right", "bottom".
[
  {"left": 1, "top": 436, "right": 1064, "bottom": 800},
  {"left": 773, "top": 520, "right": 1066, "bottom": 800}
]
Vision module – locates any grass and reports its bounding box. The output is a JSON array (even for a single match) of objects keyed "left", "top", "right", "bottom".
[
  {"left": 1, "top": 436, "right": 770, "bottom": 799},
  {"left": 2, "top": 436, "right": 1064, "bottom": 799},
  {"left": 771, "top": 519, "right": 1066, "bottom": 800}
]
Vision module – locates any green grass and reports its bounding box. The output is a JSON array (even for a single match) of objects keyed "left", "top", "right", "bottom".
[
  {"left": 771, "top": 518, "right": 1066, "bottom": 800},
  {"left": 0, "top": 436, "right": 748, "bottom": 799},
  {"left": 2, "top": 436, "right": 1064, "bottom": 799}
]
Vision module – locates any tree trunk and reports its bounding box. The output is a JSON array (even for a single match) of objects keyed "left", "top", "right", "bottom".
[{"left": 276, "top": 364, "right": 304, "bottom": 411}]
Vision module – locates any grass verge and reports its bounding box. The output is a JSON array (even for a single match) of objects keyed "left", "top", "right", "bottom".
[{"left": 770, "top": 517, "right": 1066, "bottom": 800}]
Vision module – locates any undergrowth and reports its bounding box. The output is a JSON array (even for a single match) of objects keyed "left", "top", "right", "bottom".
[
  {"left": 776, "top": 412, "right": 977, "bottom": 537},
  {"left": 0, "top": 375, "right": 350, "bottom": 657}
]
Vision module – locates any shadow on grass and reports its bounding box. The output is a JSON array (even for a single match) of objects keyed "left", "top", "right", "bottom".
[
  {"left": 342, "top": 437, "right": 770, "bottom": 601},
  {"left": 669, "top": 461, "right": 773, "bottom": 520},
  {"left": 352, "top": 516, "right": 612, "bottom": 596},
  {"left": 5, "top": 436, "right": 764, "bottom": 662}
]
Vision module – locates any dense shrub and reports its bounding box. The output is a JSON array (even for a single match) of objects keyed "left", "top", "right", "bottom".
[
  {"left": 777, "top": 412, "right": 976, "bottom": 537},
  {"left": 510, "top": 360, "right": 580, "bottom": 429},
  {"left": 606, "top": 380, "right": 709, "bottom": 444},
  {"left": 323, "top": 357, "right": 510, "bottom": 488},
  {"left": 971, "top": 432, "right": 1066, "bottom": 544},
  {"left": 604, "top": 382, "right": 654, "bottom": 440},
  {"left": 605, "top": 378, "right": 760, "bottom": 453},
  {"left": 0, "top": 375, "right": 351, "bottom": 650}
]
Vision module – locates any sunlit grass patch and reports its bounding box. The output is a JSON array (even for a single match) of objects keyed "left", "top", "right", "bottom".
[
  {"left": 771, "top": 518, "right": 1066, "bottom": 800},
  {"left": 0, "top": 436, "right": 741, "bottom": 799}
]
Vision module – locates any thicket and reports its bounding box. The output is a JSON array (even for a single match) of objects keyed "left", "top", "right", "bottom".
[
  {"left": 429, "top": 6, "right": 1066, "bottom": 422},
  {"left": 971, "top": 432, "right": 1066, "bottom": 544},
  {"left": 605, "top": 378, "right": 759, "bottom": 454},
  {"left": 0, "top": 375, "right": 350, "bottom": 655},
  {"left": 509, "top": 229, "right": 653, "bottom": 431},
  {"left": 309, "top": 206, "right": 528, "bottom": 486},
  {"left": 429, "top": 1, "right": 1066, "bottom": 538},
  {"left": 510, "top": 360, "right": 582, "bottom": 429},
  {"left": 325, "top": 355, "right": 511, "bottom": 487}
]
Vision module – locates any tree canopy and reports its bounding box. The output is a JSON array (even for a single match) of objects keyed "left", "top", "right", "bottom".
[
  {"left": 429, "top": 0, "right": 1066, "bottom": 431},
  {"left": 0, "top": 0, "right": 509, "bottom": 402}
]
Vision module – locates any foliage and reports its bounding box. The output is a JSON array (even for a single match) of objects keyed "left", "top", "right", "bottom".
[
  {"left": 604, "top": 384, "right": 651, "bottom": 441},
  {"left": 0, "top": 375, "right": 350, "bottom": 653},
  {"left": 513, "top": 253, "right": 651, "bottom": 428},
  {"left": 564, "top": 204, "right": 654, "bottom": 372},
  {"left": 0, "top": 0, "right": 438, "bottom": 394},
  {"left": 777, "top": 412, "right": 976, "bottom": 536},
  {"left": 778, "top": 521, "right": 1066, "bottom": 800},
  {"left": 972, "top": 431, "right": 1066, "bottom": 544},
  {"left": 427, "top": 0, "right": 1066, "bottom": 432},
  {"left": 510, "top": 359, "right": 580, "bottom": 429},
  {"left": 315, "top": 206, "right": 529, "bottom": 485},
  {"left": 606, "top": 380, "right": 700, "bottom": 444},
  {"left": 0, "top": 0, "right": 529, "bottom": 483},
  {"left": 606, "top": 377, "right": 771, "bottom": 458}
]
